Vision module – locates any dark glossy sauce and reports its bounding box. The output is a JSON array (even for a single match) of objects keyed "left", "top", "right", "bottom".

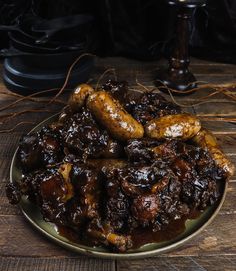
[
  {"left": 56, "top": 209, "right": 202, "bottom": 250},
  {"left": 56, "top": 225, "right": 95, "bottom": 247},
  {"left": 131, "top": 209, "right": 201, "bottom": 249}
]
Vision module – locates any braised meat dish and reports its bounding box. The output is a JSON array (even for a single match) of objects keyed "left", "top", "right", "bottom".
[{"left": 6, "top": 81, "right": 234, "bottom": 252}]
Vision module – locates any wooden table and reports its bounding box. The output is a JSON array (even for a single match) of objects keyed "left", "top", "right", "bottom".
[{"left": 0, "top": 57, "right": 236, "bottom": 271}]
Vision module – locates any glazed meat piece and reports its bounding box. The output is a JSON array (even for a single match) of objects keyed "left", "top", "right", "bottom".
[
  {"left": 9, "top": 162, "right": 102, "bottom": 226},
  {"left": 125, "top": 139, "right": 221, "bottom": 211},
  {"left": 39, "top": 163, "right": 74, "bottom": 223},
  {"left": 100, "top": 160, "right": 189, "bottom": 233},
  {"left": 126, "top": 91, "right": 182, "bottom": 125},
  {"left": 102, "top": 170, "right": 130, "bottom": 231},
  {"left": 101, "top": 80, "right": 130, "bottom": 104},
  {"left": 126, "top": 138, "right": 182, "bottom": 164},
  {"left": 69, "top": 163, "right": 101, "bottom": 220},
  {"left": 97, "top": 139, "right": 125, "bottom": 158},
  {"left": 153, "top": 176, "right": 188, "bottom": 228},
  {"left": 87, "top": 159, "right": 128, "bottom": 171},
  {"left": 131, "top": 194, "right": 159, "bottom": 223},
  {"left": 103, "top": 163, "right": 178, "bottom": 229},
  {"left": 14, "top": 163, "right": 74, "bottom": 224},
  {"left": 18, "top": 126, "right": 63, "bottom": 172},
  {"left": 17, "top": 134, "right": 42, "bottom": 171},
  {"left": 38, "top": 127, "right": 64, "bottom": 165},
  {"left": 171, "top": 143, "right": 221, "bottom": 209},
  {"left": 61, "top": 108, "right": 110, "bottom": 159},
  {"left": 104, "top": 161, "right": 192, "bottom": 231},
  {"left": 117, "top": 164, "right": 173, "bottom": 195},
  {"left": 101, "top": 80, "right": 144, "bottom": 109},
  {"left": 174, "top": 142, "right": 223, "bottom": 180},
  {"left": 125, "top": 138, "right": 166, "bottom": 163},
  {"left": 180, "top": 177, "right": 219, "bottom": 209}
]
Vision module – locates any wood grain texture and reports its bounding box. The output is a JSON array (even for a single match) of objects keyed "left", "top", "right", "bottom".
[
  {"left": 117, "top": 256, "right": 236, "bottom": 271},
  {"left": 0, "top": 57, "right": 235, "bottom": 270},
  {"left": 0, "top": 256, "right": 235, "bottom": 271},
  {"left": 0, "top": 257, "right": 115, "bottom": 271}
]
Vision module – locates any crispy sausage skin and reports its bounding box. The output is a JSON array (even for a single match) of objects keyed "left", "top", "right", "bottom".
[
  {"left": 145, "top": 113, "right": 201, "bottom": 140},
  {"left": 87, "top": 91, "right": 144, "bottom": 141},
  {"left": 192, "top": 128, "right": 235, "bottom": 177},
  {"left": 68, "top": 84, "right": 95, "bottom": 112}
]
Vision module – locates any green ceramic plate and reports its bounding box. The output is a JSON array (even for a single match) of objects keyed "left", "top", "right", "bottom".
[{"left": 10, "top": 114, "right": 227, "bottom": 259}]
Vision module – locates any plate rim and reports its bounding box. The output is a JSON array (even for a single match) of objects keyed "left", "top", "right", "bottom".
[{"left": 10, "top": 113, "right": 228, "bottom": 259}]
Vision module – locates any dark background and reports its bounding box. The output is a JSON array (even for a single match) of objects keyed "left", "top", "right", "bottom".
[{"left": 0, "top": 0, "right": 236, "bottom": 63}]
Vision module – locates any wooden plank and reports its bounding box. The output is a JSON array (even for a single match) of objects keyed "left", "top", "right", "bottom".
[
  {"left": 0, "top": 257, "right": 115, "bottom": 271},
  {"left": 214, "top": 135, "right": 236, "bottom": 155},
  {"left": 193, "top": 100, "right": 236, "bottom": 135},
  {"left": 0, "top": 255, "right": 234, "bottom": 271},
  {"left": 194, "top": 103, "right": 236, "bottom": 117},
  {"left": 117, "top": 255, "right": 236, "bottom": 271},
  {"left": 200, "top": 121, "right": 236, "bottom": 135},
  {"left": 0, "top": 215, "right": 79, "bottom": 257}
]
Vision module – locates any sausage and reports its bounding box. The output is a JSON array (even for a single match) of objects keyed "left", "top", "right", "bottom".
[
  {"left": 87, "top": 91, "right": 144, "bottom": 141},
  {"left": 145, "top": 113, "right": 201, "bottom": 140},
  {"left": 68, "top": 84, "right": 94, "bottom": 112},
  {"left": 192, "top": 128, "right": 235, "bottom": 177}
]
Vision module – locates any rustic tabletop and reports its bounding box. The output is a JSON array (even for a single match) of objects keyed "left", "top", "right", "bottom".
[{"left": 0, "top": 57, "right": 236, "bottom": 271}]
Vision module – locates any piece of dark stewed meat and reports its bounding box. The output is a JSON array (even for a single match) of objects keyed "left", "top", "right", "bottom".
[
  {"left": 60, "top": 108, "right": 124, "bottom": 160},
  {"left": 61, "top": 108, "right": 109, "bottom": 160},
  {"left": 126, "top": 91, "right": 182, "bottom": 125},
  {"left": 18, "top": 126, "right": 63, "bottom": 172}
]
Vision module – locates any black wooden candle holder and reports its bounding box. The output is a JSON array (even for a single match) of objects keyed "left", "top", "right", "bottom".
[{"left": 155, "top": 0, "right": 206, "bottom": 94}]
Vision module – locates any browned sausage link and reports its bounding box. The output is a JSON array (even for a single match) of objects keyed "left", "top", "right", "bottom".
[
  {"left": 192, "top": 128, "right": 235, "bottom": 177},
  {"left": 145, "top": 113, "right": 201, "bottom": 140},
  {"left": 68, "top": 84, "right": 94, "bottom": 112},
  {"left": 87, "top": 91, "right": 144, "bottom": 141}
]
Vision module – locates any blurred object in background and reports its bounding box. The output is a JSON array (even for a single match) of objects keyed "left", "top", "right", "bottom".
[
  {"left": 91, "top": 0, "right": 169, "bottom": 60},
  {"left": 1, "top": 0, "right": 236, "bottom": 65},
  {"left": 0, "top": 0, "right": 31, "bottom": 50},
  {"left": 190, "top": 0, "right": 236, "bottom": 64},
  {"left": 154, "top": 0, "right": 207, "bottom": 94},
  {"left": 0, "top": 0, "right": 95, "bottom": 94}
]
